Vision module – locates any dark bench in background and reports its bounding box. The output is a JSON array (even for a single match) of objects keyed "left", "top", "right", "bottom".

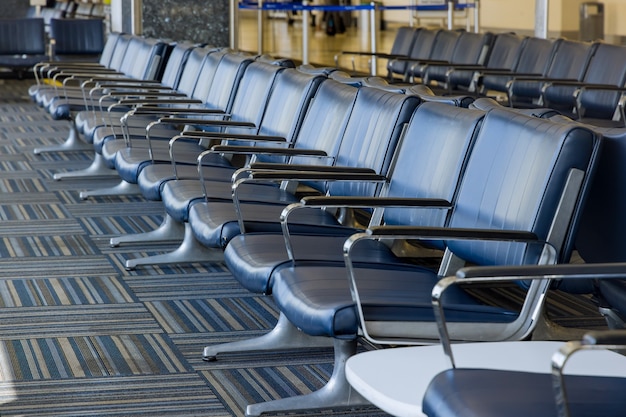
[
  {"left": 0, "top": 18, "right": 47, "bottom": 77},
  {"left": 0, "top": 16, "right": 105, "bottom": 78}
]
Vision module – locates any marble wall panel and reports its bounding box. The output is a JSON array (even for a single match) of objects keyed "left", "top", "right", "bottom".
[{"left": 142, "top": 0, "right": 229, "bottom": 46}]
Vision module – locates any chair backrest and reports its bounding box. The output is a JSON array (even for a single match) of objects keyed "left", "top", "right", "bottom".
[
  {"left": 179, "top": 46, "right": 223, "bottom": 100},
  {"left": 446, "top": 108, "right": 600, "bottom": 267},
  {"left": 540, "top": 45, "right": 626, "bottom": 119},
  {"left": 327, "top": 87, "right": 420, "bottom": 198},
  {"left": 199, "top": 52, "right": 254, "bottom": 115},
  {"left": 395, "top": 28, "right": 440, "bottom": 78},
  {"left": 508, "top": 39, "right": 594, "bottom": 103},
  {"left": 386, "top": 26, "right": 419, "bottom": 77},
  {"left": 577, "top": 43, "right": 626, "bottom": 119},
  {"left": 251, "top": 68, "right": 326, "bottom": 164},
  {"left": 451, "top": 31, "right": 494, "bottom": 66},
  {"left": 485, "top": 33, "right": 527, "bottom": 70},
  {"left": 429, "top": 30, "right": 462, "bottom": 62},
  {"left": 382, "top": 102, "right": 484, "bottom": 230},
  {"left": 106, "top": 33, "right": 134, "bottom": 72},
  {"left": 424, "top": 31, "right": 493, "bottom": 85},
  {"left": 448, "top": 33, "right": 526, "bottom": 90},
  {"left": 97, "top": 32, "right": 125, "bottom": 67},
  {"left": 545, "top": 39, "right": 595, "bottom": 81},
  {"left": 289, "top": 79, "right": 358, "bottom": 168},
  {"left": 575, "top": 126, "right": 626, "bottom": 264},
  {"left": 0, "top": 18, "right": 45, "bottom": 55},
  {"left": 514, "top": 37, "right": 557, "bottom": 75},
  {"left": 221, "top": 61, "right": 287, "bottom": 136},
  {"left": 49, "top": 18, "right": 105, "bottom": 60},
  {"left": 118, "top": 37, "right": 169, "bottom": 81},
  {"left": 481, "top": 37, "right": 556, "bottom": 94},
  {"left": 156, "top": 42, "right": 198, "bottom": 91},
  {"left": 542, "top": 42, "right": 626, "bottom": 117},
  {"left": 409, "top": 30, "right": 461, "bottom": 80}
]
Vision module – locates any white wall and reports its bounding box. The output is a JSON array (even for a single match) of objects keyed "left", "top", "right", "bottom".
[{"left": 604, "top": 0, "right": 626, "bottom": 37}]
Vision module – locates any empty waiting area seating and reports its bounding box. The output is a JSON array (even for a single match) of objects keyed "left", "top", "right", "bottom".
[{"left": 19, "top": 28, "right": 626, "bottom": 417}]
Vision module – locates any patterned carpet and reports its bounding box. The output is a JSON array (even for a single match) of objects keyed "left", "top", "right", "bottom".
[{"left": 0, "top": 78, "right": 608, "bottom": 416}]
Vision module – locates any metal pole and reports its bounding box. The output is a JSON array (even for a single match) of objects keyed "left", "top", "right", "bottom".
[
  {"left": 258, "top": 0, "right": 264, "bottom": 55},
  {"left": 302, "top": 0, "right": 309, "bottom": 64},
  {"left": 409, "top": 0, "right": 415, "bottom": 27},
  {"left": 474, "top": 0, "right": 479, "bottom": 33},
  {"left": 370, "top": 2, "right": 377, "bottom": 76},
  {"left": 230, "top": 0, "right": 239, "bottom": 50},
  {"left": 447, "top": 0, "right": 454, "bottom": 30},
  {"left": 534, "top": 0, "right": 548, "bottom": 38}
]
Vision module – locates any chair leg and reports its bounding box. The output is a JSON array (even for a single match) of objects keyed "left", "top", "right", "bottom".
[
  {"left": 79, "top": 180, "right": 140, "bottom": 200},
  {"left": 245, "top": 338, "right": 370, "bottom": 417},
  {"left": 33, "top": 121, "right": 92, "bottom": 154},
  {"left": 124, "top": 222, "right": 223, "bottom": 270},
  {"left": 110, "top": 213, "right": 185, "bottom": 247},
  {"left": 203, "top": 312, "right": 333, "bottom": 361},
  {"left": 53, "top": 153, "right": 118, "bottom": 180}
]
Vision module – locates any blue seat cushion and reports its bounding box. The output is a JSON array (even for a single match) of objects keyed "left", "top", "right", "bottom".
[
  {"left": 423, "top": 368, "right": 626, "bottom": 417},
  {"left": 137, "top": 163, "right": 236, "bottom": 201},
  {"left": 271, "top": 264, "right": 517, "bottom": 338},
  {"left": 162, "top": 178, "right": 302, "bottom": 222},
  {"left": 189, "top": 201, "right": 345, "bottom": 248},
  {"left": 224, "top": 233, "right": 395, "bottom": 294},
  {"left": 113, "top": 141, "right": 209, "bottom": 183},
  {"left": 92, "top": 124, "right": 181, "bottom": 153}
]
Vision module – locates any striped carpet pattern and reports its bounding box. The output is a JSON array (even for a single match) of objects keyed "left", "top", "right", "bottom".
[
  {"left": 0, "top": 79, "right": 388, "bottom": 416},
  {"left": 0, "top": 79, "right": 607, "bottom": 416}
]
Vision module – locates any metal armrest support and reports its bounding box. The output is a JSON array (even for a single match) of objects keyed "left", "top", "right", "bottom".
[
  {"left": 105, "top": 101, "right": 219, "bottom": 143},
  {"left": 506, "top": 76, "right": 578, "bottom": 91},
  {"left": 140, "top": 116, "right": 256, "bottom": 161},
  {"left": 164, "top": 137, "right": 294, "bottom": 178},
  {"left": 334, "top": 51, "right": 410, "bottom": 68},
  {"left": 187, "top": 133, "right": 287, "bottom": 143},
  {"left": 342, "top": 227, "right": 555, "bottom": 346},
  {"left": 430, "top": 262, "right": 624, "bottom": 368},
  {"left": 472, "top": 70, "right": 543, "bottom": 91},
  {"left": 118, "top": 99, "right": 205, "bottom": 107},
  {"left": 552, "top": 328, "right": 626, "bottom": 417},
  {"left": 96, "top": 82, "right": 174, "bottom": 90},
  {"left": 211, "top": 145, "right": 323, "bottom": 157},
  {"left": 278, "top": 196, "right": 450, "bottom": 260},
  {"left": 301, "top": 196, "right": 451, "bottom": 209},
  {"left": 219, "top": 145, "right": 326, "bottom": 155},
  {"left": 129, "top": 117, "right": 253, "bottom": 149},
  {"left": 367, "top": 225, "right": 538, "bottom": 241},
  {"left": 247, "top": 170, "right": 385, "bottom": 182},
  {"left": 572, "top": 85, "right": 626, "bottom": 120},
  {"left": 229, "top": 170, "right": 387, "bottom": 234},
  {"left": 83, "top": 77, "right": 160, "bottom": 86},
  {"left": 232, "top": 162, "right": 369, "bottom": 184},
  {"left": 106, "top": 91, "right": 186, "bottom": 98},
  {"left": 249, "top": 163, "right": 359, "bottom": 172}
]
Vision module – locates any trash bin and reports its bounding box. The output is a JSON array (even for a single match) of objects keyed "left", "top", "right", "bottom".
[{"left": 580, "top": 2, "right": 604, "bottom": 41}]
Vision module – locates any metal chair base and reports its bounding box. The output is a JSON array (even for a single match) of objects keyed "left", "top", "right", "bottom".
[
  {"left": 203, "top": 312, "right": 333, "bottom": 361},
  {"left": 79, "top": 180, "right": 140, "bottom": 200},
  {"left": 124, "top": 223, "right": 222, "bottom": 270},
  {"left": 34, "top": 123, "right": 92, "bottom": 154},
  {"left": 245, "top": 338, "right": 369, "bottom": 416},
  {"left": 53, "top": 153, "right": 117, "bottom": 180},
  {"left": 110, "top": 213, "right": 185, "bottom": 247}
]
